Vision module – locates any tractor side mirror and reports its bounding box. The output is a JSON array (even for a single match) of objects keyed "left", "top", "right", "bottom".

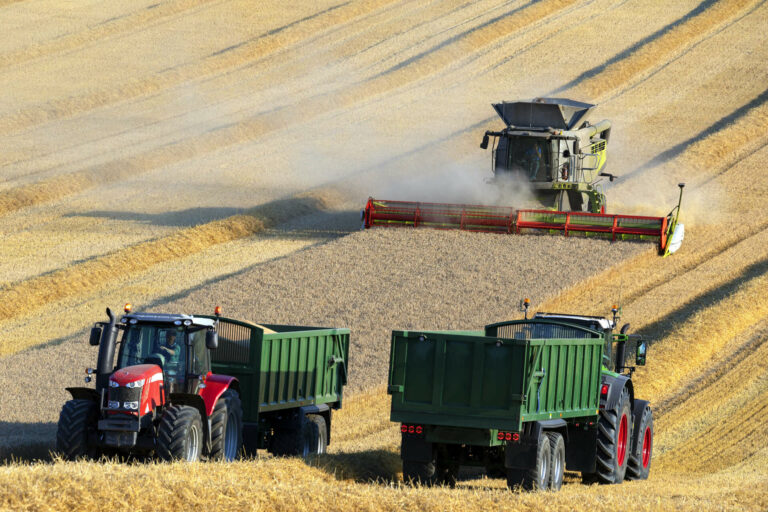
[
  {"left": 206, "top": 329, "right": 219, "bottom": 350},
  {"left": 89, "top": 326, "right": 102, "bottom": 346},
  {"left": 480, "top": 133, "right": 489, "bottom": 149},
  {"left": 599, "top": 172, "right": 616, "bottom": 182},
  {"left": 635, "top": 341, "right": 647, "bottom": 366}
]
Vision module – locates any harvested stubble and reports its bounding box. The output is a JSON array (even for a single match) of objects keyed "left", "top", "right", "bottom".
[{"left": 0, "top": 228, "right": 645, "bottom": 459}]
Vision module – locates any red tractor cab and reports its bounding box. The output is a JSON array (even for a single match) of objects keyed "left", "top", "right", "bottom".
[{"left": 57, "top": 307, "right": 242, "bottom": 461}]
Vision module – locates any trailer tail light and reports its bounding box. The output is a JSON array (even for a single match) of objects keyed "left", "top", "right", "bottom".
[
  {"left": 400, "top": 424, "right": 424, "bottom": 436},
  {"left": 601, "top": 384, "right": 609, "bottom": 395},
  {"left": 497, "top": 431, "right": 520, "bottom": 442}
]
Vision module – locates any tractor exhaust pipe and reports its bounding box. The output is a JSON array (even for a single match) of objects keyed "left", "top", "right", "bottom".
[{"left": 96, "top": 307, "right": 118, "bottom": 392}]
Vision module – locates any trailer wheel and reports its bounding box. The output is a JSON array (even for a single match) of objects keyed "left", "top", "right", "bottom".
[
  {"left": 56, "top": 399, "right": 99, "bottom": 460},
  {"left": 403, "top": 460, "right": 437, "bottom": 486},
  {"left": 593, "top": 386, "right": 631, "bottom": 484},
  {"left": 272, "top": 415, "right": 327, "bottom": 458},
  {"left": 626, "top": 405, "right": 653, "bottom": 480},
  {"left": 157, "top": 405, "right": 203, "bottom": 462},
  {"left": 305, "top": 414, "right": 327, "bottom": 457},
  {"left": 506, "top": 433, "right": 550, "bottom": 491},
  {"left": 208, "top": 390, "right": 243, "bottom": 461},
  {"left": 547, "top": 432, "right": 566, "bottom": 491}
]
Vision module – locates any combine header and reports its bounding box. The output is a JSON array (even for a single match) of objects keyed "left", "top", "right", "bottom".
[{"left": 363, "top": 98, "right": 686, "bottom": 256}]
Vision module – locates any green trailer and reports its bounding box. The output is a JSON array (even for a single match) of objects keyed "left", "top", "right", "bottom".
[
  {"left": 57, "top": 307, "right": 349, "bottom": 462},
  {"left": 209, "top": 317, "right": 350, "bottom": 455},
  {"left": 387, "top": 309, "right": 653, "bottom": 491}
]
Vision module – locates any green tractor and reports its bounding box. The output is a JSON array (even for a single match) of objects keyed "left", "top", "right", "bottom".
[{"left": 480, "top": 98, "right": 615, "bottom": 213}]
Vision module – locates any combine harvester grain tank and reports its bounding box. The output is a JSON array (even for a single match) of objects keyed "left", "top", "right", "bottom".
[{"left": 363, "top": 98, "right": 686, "bottom": 256}]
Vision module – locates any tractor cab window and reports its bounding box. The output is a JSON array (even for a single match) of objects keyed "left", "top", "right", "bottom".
[
  {"left": 118, "top": 325, "right": 187, "bottom": 387},
  {"left": 496, "top": 137, "right": 552, "bottom": 182}
]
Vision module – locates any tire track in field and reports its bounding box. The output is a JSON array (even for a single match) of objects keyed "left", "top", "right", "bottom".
[
  {"left": 0, "top": 0, "right": 221, "bottom": 71},
  {"left": 0, "top": 0, "right": 398, "bottom": 136}
]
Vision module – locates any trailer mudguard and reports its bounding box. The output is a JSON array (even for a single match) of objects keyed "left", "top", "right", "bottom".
[
  {"left": 505, "top": 420, "right": 567, "bottom": 470},
  {"left": 565, "top": 425, "right": 598, "bottom": 473},
  {"left": 65, "top": 387, "right": 100, "bottom": 402},
  {"left": 401, "top": 435, "right": 433, "bottom": 462},
  {"left": 199, "top": 374, "right": 239, "bottom": 416}
]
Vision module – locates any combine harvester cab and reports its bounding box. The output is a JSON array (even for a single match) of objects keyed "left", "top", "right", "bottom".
[
  {"left": 388, "top": 302, "right": 654, "bottom": 490},
  {"left": 57, "top": 305, "right": 349, "bottom": 462},
  {"left": 364, "top": 97, "right": 686, "bottom": 256}
]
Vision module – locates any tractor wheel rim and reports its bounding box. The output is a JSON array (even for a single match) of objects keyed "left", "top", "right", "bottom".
[
  {"left": 617, "top": 413, "right": 628, "bottom": 466},
  {"left": 187, "top": 424, "right": 200, "bottom": 461},
  {"left": 540, "top": 451, "right": 548, "bottom": 487},
  {"left": 642, "top": 426, "right": 652, "bottom": 468},
  {"left": 224, "top": 411, "right": 238, "bottom": 461}
]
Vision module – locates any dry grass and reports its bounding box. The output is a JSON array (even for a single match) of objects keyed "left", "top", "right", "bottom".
[
  {"left": 1, "top": 0, "right": 768, "bottom": 510},
  {"left": 0, "top": 192, "right": 335, "bottom": 345},
  {"left": 2, "top": 388, "right": 767, "bottom": 512}
]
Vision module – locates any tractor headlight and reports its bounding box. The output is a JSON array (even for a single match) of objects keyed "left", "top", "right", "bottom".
[
  {"left": 124, "top": 401, "right": 139, "bottom": 410},
  {"left": 107, "top": 400, "right": 120, "bottom": 409},
  {"left": 109, "top": 380, "right": 120, "bottom": 388},
  {"left": 125, "top": 379, "right": 145, "bottom": 388}
]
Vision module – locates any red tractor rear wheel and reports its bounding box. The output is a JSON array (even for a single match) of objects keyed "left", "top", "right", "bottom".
[{"left": 208, "top": 390, "right": 243, "bottom": 461}]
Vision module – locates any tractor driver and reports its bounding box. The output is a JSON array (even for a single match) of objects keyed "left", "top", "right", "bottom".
[{"left": 159, "top": 330, "right": 182, "bottom": 377}]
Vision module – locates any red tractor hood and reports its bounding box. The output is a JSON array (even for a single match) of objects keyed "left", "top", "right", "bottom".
[{"left": 110, "top": 364, "right": 162, "bottom": 386}]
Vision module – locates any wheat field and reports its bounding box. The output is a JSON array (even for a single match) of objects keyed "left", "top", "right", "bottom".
[{"left": 1, "top": 0, "right": 767, "bottom": 510}]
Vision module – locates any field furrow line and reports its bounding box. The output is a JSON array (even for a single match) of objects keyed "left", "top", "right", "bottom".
[
  {"left": 574, "top": 0, "right": 761, "bottom": 99},
  {"left": 0, "top": 0, "right": 399, "bottom": 137},
  {"left": 0, "top": 0, "right": 580, "bottom": 218},
  {"left": 0, "top": 192, "right": 337, "bottom": 352},
  {"left": 653, "top": 320, "right": 768, "bottom": 419},
  {"left": 0, "top": 0, "right": 221, "bottom": 71}
]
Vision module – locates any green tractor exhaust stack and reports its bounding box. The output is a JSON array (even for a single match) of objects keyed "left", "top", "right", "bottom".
[{"left": 388, "top": 301, "right": 653, "bottom": 490}]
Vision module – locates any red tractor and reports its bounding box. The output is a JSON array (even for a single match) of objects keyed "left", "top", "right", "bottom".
[{"left": 56, "top": 306, "right": 242, "bottom": 461}]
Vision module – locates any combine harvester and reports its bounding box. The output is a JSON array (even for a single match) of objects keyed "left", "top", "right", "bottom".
[{"left": 363, "top": 98, "right": 685, "bottom": 256}]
